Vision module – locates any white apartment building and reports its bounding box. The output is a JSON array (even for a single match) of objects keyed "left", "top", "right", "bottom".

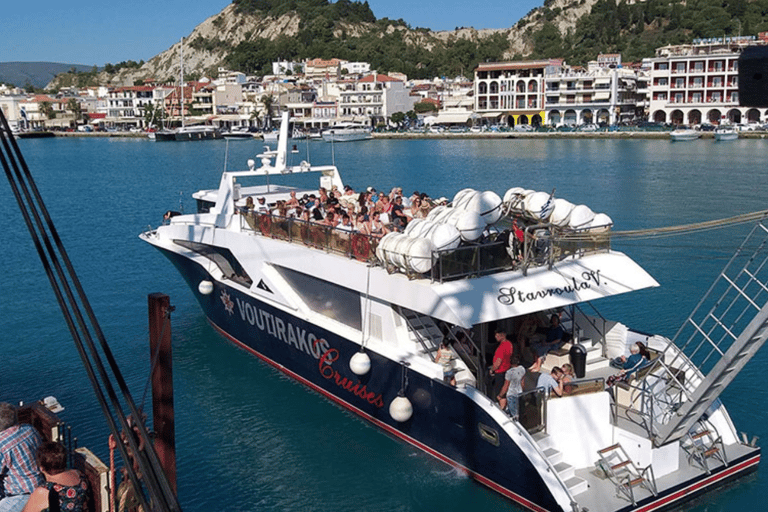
[
  {"left": 106, "top": 86, "right": 154, "bottom": 127},
  {"left": 545, "top": 56, "right": 642, "bottom": 126},
  {"left": 474, "top": 61, "right": 551, "bottom": 126},
  {"left": 341, "top": 62, "right": 371, "bottom": 76},
  {"left": 646, "top": 36, "right": 767, "bottom": 125},
  {"left": 338, "top": 73, "right": 416, "bottom": 124}
]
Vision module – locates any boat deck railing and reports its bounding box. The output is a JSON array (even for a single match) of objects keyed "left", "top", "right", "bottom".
[{"left": 241, "top": 212, "right": 611, "bottom": 281}]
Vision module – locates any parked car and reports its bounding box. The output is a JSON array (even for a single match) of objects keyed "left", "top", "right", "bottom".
[{"left": 513, "top": 124, "right": 534, "bottom": 132}]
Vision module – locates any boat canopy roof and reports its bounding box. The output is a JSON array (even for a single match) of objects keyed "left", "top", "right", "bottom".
[{"left": 426, "top": 251, "right": 658, "bottom": 326}]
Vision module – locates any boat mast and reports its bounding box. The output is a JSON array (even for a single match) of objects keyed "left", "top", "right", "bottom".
[{"left": 179, "top": 38, "right": 185, "bottom": 129}]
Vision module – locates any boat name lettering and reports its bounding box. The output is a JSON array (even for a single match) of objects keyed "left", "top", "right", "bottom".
[
  {"left": 235, "top": 298, "right": 329, "bottom": 360},
  {"left": 497, "top": 270, "right": 602, "bottom": 305},
  {"left": 318, "top": 348, "right": 385, "bottom": 408}
]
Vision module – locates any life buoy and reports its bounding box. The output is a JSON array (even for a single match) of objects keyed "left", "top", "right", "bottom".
[
  {"left": 351, "top": 233, "right": 370, "bottom": 261},
  {"left": 258, "top": 214, "right": 272, "bottom": 236}
]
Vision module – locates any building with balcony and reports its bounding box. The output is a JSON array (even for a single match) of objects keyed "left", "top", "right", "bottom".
[
  {"left": 646, "top": 36, "right": 768, "bottom": 125},
  {"left": 545, "top": 55, "right": 643, "bottom": 126},
  {"left": 338, "top": 73, "right": 416, "bottom": 124},
  {"left": 474, "top": 60, "right": 556, "bottom": 126}
]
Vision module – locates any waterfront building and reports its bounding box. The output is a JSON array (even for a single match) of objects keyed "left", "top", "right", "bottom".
[
  {"left": 545, "top": 55, "right": 643, "bottom": 126},
  {"left": 338, "top": 72, "right": 416, "bottom": 125},
  {"left": 474, "top": 60, "right": 553, "bottom": 126},
  {"left": 646, "top": 35, "right": 768, "bottom": 125},
  {"left": 106, "top": 86, "right": 154, "bottom": 128}
]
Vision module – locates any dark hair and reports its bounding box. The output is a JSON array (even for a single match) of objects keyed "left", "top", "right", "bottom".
[
  {"left": 312, "top": 208, "right": 324, "bottom": 221},
  {"left": 0, "top": 402, "right": 18, "bottom": 431},
  {"left": 510, "top": 353, "right": 521, "bottom": 366},
  {"left": 37, "top": 442, "right": 67, "bottom": 474},
  {"left": 636, "top": 341, "right": 651, "bottom": 360}
]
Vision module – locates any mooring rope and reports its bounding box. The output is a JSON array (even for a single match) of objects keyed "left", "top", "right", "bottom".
[{"left": 557, "top": 209, "right": 768, "bottom": 241}]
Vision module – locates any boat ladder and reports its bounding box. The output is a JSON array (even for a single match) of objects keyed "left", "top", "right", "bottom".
[
  {"left": 597, "top": 443, "right": 658, "bottom": 506},
  {"left": 682, "top": 419, "right": 728, "bottom": 474},
  {"left": 646, "top": 217, "right": 768, "bottom": 446}
]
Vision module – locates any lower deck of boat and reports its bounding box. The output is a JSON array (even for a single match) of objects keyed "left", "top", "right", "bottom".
[{"left": 571, "top": 442, "right": 758, "bottom": 512}]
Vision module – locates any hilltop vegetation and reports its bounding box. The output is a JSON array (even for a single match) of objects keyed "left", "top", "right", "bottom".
[
  {"left": 220, "top": 0, "right": 509, "bottom": 78},
  {"left": 40, "top": 0, "right": 768, "bottom": 88},
  {"left": 526, "top": 0, "right": 768, "bottom": 63}
]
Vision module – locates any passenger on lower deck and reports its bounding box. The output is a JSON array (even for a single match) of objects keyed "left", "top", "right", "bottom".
[
  {"left": 435, "top": 340, "right": 457, "bottom": 386},
  {"left": 497, "top": 354, "right": 525, "bottom": 418},
  {"left": 489, "top": 330, "right": 513, "bottom": 399},
  {"left": 529, "top": 314, "right": 565, "bottom": 372},
  {"left": 538, "top": 366, "right": 565, "bottom": 397}
]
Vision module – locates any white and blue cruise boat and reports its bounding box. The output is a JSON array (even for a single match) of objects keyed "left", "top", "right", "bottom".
[{"left": 141, "top": 113, "right": 767, "bottom": 512}]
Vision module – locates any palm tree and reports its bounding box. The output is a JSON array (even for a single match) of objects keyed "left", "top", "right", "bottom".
[
  {"left": 39, "top": 101, "right": 55, "bottom": 120},
  {"left": 260, "top": 94, "right": 275, "bottom": 129},
  {"left": 67, "top": 98, "right": 82, "bottom": 127}
]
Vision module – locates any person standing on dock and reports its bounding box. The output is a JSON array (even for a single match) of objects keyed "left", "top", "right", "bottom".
[{"left": 0, "top": 403, "right": 44, "bottom": 512}]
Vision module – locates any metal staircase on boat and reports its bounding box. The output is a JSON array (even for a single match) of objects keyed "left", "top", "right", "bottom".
[
  {"left": 395, "top": 306, "right": 476, "bottom": 385},
  {"left": 637, "top": 218, "right": 768, "bottom": 446}
]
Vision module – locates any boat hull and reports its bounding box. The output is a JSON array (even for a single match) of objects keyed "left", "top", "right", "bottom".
[
  {"left": 150, "top": 243, "right": 762, "bottom": 511},
  {"left": 156, "top": 246, "right": 565, "bottom": 512}
]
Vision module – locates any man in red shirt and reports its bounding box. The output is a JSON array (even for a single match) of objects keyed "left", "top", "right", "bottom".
[{"left": 489, "top": 330, "right": 513, "bottom": 398}]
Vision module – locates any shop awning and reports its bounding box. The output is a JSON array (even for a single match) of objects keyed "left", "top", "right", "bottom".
[{"left": 434, "top": 112, "right": 471, "bottom": 124}]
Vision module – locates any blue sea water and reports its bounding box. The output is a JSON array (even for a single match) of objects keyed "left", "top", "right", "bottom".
[{"left": 1, "top": 135, "right": 767, "bottom": 511}]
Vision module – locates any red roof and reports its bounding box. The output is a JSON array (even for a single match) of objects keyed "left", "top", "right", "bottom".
[{"left": 359, "top": 73, "right": 401, "bottom": 83}]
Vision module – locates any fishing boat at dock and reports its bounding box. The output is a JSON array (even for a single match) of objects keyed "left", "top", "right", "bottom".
[{"left": 141, "top": 112, "right": 767, "bottom": 512}]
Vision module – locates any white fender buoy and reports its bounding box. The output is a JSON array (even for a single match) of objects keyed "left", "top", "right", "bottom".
[
  {"left": 350, "top": 351, "right": 371, "bottom": 376},
  {"left": 198, "top": 280, "right": 214, "bottom": 295},
  {"left": 389, "top": 395, "right": 413, "bottom": 422},
  {"left": 587, "top": 213, "right": 613, "bottom": 233},
  {"left": 550, "top": 198, "right": 575, "bottom": 227}
]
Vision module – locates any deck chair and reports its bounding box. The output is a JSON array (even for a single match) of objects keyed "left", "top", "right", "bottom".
[{"left": 597, "top": 443, "right": 658, "bottom": 506}]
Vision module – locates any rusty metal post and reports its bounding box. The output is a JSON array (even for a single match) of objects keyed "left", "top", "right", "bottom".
[{"left": 147, "top": 293, "right": 177, "bottom": 495}]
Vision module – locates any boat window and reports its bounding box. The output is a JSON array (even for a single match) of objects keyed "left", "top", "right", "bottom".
[
  {"left": 275, "top": 266, "right": 362, "bottom": 331},
  {"left": 172, "top": 240, "right": 252, "bottom": 287},
  {"left": 478, "top": 423, "right": 500, "bottom": 447},
  {"left": 196, "top": 199, "right": 214, "bottom": 214}
]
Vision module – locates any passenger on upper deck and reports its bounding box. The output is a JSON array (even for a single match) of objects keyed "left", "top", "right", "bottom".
[
  {"left": 489, "top": 330, "right": 514, "bottom": 399},
  {"left": 391, "top": 196, "right": 409, "bottom": 230},
  {"left": 256, "top": 197, "right": 269, "bottom": 214},
  {"left": 367, "top": 212, "right": 389, "bottom": 238},
  {"left": 408, "top": 197, "right": 426, "bottom": 219},
  {"left": 336, "top": 213, "right": 353, "bottom": 232},
  {"left": 354, "top": 213, "right": 369, "bottom": 234},
  {"left": 286, "top": 191, "right": 300, "bottom": 208}
]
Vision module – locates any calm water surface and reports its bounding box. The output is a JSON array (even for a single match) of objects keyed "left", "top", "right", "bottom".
[{"left": 1, "top": 136, "right": 767, "bottom": 511}]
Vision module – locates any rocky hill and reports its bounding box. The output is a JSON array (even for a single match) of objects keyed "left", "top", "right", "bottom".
[
  {"left": 48, "top": 0, "right": 768, "bottom": 88},
  {"left": 64, "top": 0, "right": 601, "bottom": 88}
]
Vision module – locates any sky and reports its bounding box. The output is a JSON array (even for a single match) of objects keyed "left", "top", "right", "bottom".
[{"left": 0, "top": 0, "right": 542, "bottom": 66}]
